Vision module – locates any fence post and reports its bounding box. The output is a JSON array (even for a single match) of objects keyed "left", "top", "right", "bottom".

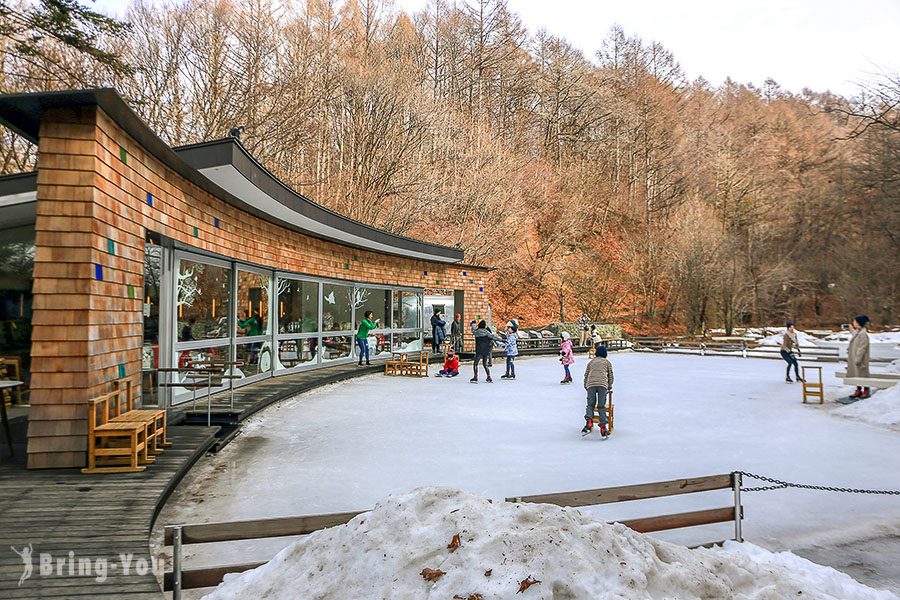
[
  {"left": 741, "top": 341, "right": 747, "bottom": 359},
  {"left": 732, "top": 472, "right": 743, "bottom": 542},
  {"left": 172, "top": 524, "right": 183, "bottom": 600}
]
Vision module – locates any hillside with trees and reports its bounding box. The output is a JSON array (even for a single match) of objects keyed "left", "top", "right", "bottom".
[{"left": 1, "top": 0, "right": 897, "bottom": 332}]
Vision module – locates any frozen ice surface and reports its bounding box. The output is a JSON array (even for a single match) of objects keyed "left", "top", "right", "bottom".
[
  {"left": 202, "top": 487, "right": 897, "bottom": 600},
  {"left": 155, "top": 353, "right": 900, "bottom": 595}
]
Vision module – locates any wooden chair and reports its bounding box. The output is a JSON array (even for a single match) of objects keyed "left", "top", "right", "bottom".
[
  {"left": 385, "top": 352, "right": 409, "bottom": 376},
  {"left": 592, "top": 390, "right": 614, "bottom": 432},
  {"left": 402, "top": 351, "right": 430, "bottom": 377},
  {"left": 82, "top": 389, "right": 151, "bottom": 474},
  {"left": 109, "top": 379, "right": 171, "bottom": 454},
  {"left": 1, "top": 358, "right": 23, "bottom": 406},
  {"left": 801, "top": 366, "right": 824, "bottom": 404}
]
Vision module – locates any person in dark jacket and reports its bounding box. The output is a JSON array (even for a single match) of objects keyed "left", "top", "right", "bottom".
[
  {"left": 430, "top": 309, "right": 447, "bottom": 354},
  {"left": 470, "top": 319, "right": 501, "bottom": 383}
]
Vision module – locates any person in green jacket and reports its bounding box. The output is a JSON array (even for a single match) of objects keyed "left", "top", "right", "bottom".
[{"left": 356, "top": 310, "right": 380, "bottom": 366}]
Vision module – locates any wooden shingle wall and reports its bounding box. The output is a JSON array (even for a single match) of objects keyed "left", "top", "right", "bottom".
[{"left": 27, "top": 105, "right": 490, "bottom": 468}]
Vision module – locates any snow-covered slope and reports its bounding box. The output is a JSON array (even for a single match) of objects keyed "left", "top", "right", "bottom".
[
  {"left": 757, "top": 328, "right": 822, "bottom": 348},
  {"left": 835, "top": 384, "right": 900, "bottom": 429},
  {"left": 202, "top": 487, "right": 896, "bottom": 600}
]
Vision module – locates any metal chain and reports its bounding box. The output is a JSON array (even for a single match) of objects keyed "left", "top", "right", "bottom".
[{"left": 738, "top": 471, "right": 900, "bottom": 495}]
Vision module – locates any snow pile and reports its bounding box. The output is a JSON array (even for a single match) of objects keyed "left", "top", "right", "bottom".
[
  {"left": 835, "top": 384, "right": 900, "bottom": 429},
  {"left": 757, "top": 327, "right": 821, "bottom": 348},
  {"left": 825, "top": 331, "right": 900, "bottom": 344},
  {"left": 202, "top": 487, "right": 895, "bottom": 600}
]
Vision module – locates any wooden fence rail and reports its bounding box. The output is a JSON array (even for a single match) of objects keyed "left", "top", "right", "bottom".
[{"left": 163, "top": 472, "right": 743, "bottom": 598}]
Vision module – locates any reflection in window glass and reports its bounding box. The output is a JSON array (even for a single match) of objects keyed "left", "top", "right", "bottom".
[
  {"left": 322, "top": 283, "right": 352, "bottom": 331},
  {"left": 173, "top": 344, "right": 231, "bottom": 401},
  {"left": 392, "top": 331, "right": 423, "bottom": 353},
  {"left": 235, "top": 341, "right": 273, "bottom": 379},
  {"left": 322, "top": 335, "right": 352, "bottom": 362},
  {"left": 0, "top": 225, "right": 34, "bottom": 403},
  {"left": 393, "top": 291, "right": 421, "bottom": 329},
  {"left": 177, "top": 259, "right": 231, "bottom": 340},
  {"left": 237, "top": 270, "right": 271, "bottom": 337},
  {"left": 276, "top": 338, "right": 318, "bottom": 370},
  {"left": 278, "top": 279, "right": 319, "bottom": 333},
  {"left": 354, "top": 287, "right": 391, "bottom": 328}
]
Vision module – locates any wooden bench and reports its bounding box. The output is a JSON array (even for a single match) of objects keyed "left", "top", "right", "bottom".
[
  {"left": 592, "top": 390, "right": 614, "bottom": 432},
  {"left": 82, "top": 389, "right": 151, "bottom": 474},
  {"left": 109, "top": 379, "right": 171, "bottom": 454},
  {"left": 835, "top": 371, "right": 899, "bottom": 389}
]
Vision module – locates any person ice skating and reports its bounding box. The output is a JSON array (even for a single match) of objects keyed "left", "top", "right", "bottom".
[
  {"left": 780, "top": 321, "right": 803, "bottom": 383},
  {"left": 436, "top": 348, "right": 460, "bottom": 377},
  {"left": 847, "top": 315, "right": 871, "bottom": 399},
  {"left": 450, "top": 313, "right": 464, "bottom": 353},
  {"left": 501, "top": 320, "right": 519, "bottom": 379},
  {"left": 430, "top": 309, "right": 447, "bottom": 354},
  {"left": 578, "top": 314, "right": 590, "bottom": 346},
  {"left": 590, "top": 325, "right": 603, "bottom": 353},
  {"left": 356, "top": 310, "right": 379, "bottom": 366},
  {"left": 559, "top": 331, "right": 575, "bottom": 384},
  {"left": 582, "top": 346, "right": 614, "bottom": 438},
  {"left": 471, "top": 319, "right": 501, "bottom": 383}
]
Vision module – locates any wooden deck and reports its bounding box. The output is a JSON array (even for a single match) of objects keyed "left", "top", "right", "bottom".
[{"left": 0, "top": 426, "right": 218, "bottom": 599}]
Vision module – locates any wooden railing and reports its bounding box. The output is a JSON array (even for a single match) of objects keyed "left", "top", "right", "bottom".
[
  {"left": 630, "top": 337, "right": 847, "bottom": 361},
  {"left": 162, "top": 472, "right": 742, "bottom": 598}
]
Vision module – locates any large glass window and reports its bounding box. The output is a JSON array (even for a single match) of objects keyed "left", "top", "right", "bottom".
[
  {"left": 0, "top": 224, "right": 34, "bottom": 405},
  {"left": 177, "top": 259, "right": 231, "bottom": 341},
  {"left": 278, "top": 278, "right": 319, "bottom": 333},
  {"left": 322, "top": 335, "right": 352, "bottom": 362},
  {"left": 322, "top": 283, "right": 352, "bottom": 332},
  {"left": 236, "top": 269, "right": 271, "bottom": 337},
  {"left": 235, "top": 341, "right": 273, "bottom": 379},
  {"left": 354, "top": 287, "right": 391, "bottom": 329},
  {"left": 392, "top": 331, "right": 423, "bottom": 352},
  {"left": 394, "top": 291, "right": 422, "bottom": 329},
  {"left": 276, "top": 339, "right": 318, "bottom": 370}
]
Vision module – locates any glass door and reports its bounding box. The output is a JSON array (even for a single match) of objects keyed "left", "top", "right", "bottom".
[{"left": 234, "top": 266, "right": 274, "bottom": 386}]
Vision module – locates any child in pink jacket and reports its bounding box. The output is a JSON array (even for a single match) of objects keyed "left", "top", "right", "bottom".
[{"left": 559, "top": 331, "right": 575, "bottom": 384}]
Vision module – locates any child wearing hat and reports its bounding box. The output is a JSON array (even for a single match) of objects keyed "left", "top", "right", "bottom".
[
  {"left": 582, "top": 345, "right": 614, "bottom": 438},
  {"left": 559, "top": 331, "right": 575, "bottom": 384},
  {"left": 436, "top": 348, "right": 460, "bottom": 377},
  {"left": 501, "top": 320, "right": 519, "bottom": 379}
]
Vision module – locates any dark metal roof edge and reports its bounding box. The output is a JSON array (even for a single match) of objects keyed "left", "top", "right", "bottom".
[
  {"left": 0, "top": 88, "right": 463, "bottom": 262},
  {"left": 0, "top": 171, "right": 38, "bottom": 196}
]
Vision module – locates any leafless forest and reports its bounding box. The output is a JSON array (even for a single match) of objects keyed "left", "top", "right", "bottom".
[{"left": 1, "top": 0, "right": 897, "bottom": 332}]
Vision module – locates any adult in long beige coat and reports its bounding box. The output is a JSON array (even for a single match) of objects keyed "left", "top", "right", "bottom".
[{"left": 847, "top": 315, "right": 871, "bottom": 399}]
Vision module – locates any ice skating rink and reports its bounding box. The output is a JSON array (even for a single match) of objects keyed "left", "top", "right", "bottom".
[{"left": 155, "top": 353, "right": 900, "bottom": 593}]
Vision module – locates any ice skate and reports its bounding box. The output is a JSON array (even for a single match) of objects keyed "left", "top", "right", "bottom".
[
  {"left": 486, "top": 376, "right": 493, "bottom": 383},
  {"left": 785, "top": 376, "right": 793, "bottom": 383},
  {"left": 599, "top": 423, "right": 610, "bottom": 439},
  {"left": 581, "top": 418, "right": 593, "bottom": 436},
  {"left": 470, "top": 376, "right": 478, "bottom": 383}
]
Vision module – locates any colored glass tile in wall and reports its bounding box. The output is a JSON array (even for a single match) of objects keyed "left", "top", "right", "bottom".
[
  {"left": 95, "top": 264, "right": 103, "bottom": 281},
  {"left": 127, "top": 285, "right": 135, "bottom": 299},
  {"left": 146, "top": 192, "right": 153, "bottom": 207},
  {"left": 343, "top": 263, "right": 350, "bottom": 269},
  {"left": 462, "top": 271, "right": 467, "bottom": 276},
  {"left": 119, "top": 147, "right": 127, "bottom": 163},
  {"left": 214, "top": 217, "right": 220, "bottom": 228},
  {"left": 436, "top": 280, "right": 441, "bottom": 285},
  {"left": 423, "top": 270, "right": 428, "bottom": 276},
  {"left": 118, "top": 364, "right": 126, "bottom": 379},
  {"left": 479, "top": 287, "right": 483, "bottom": 292},
  {"left": 107, "top": 239, "right": 115, "bottom": 255},
  {"left": 193, "top": 226, "right": 199, "bottom": 237}
]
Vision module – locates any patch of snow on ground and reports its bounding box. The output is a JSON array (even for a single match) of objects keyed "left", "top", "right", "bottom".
[
  {"left": 835, "top": 384, "right": 900, "bottom": 429},
  {"left": 202, "top": 487, "right": 896, "bottom": 600}
]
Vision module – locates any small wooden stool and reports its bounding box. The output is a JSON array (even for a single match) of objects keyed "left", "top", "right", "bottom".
[
  {"left": 801, "top": 366, "right": 824, "bottom": 404},
  {"left": 592, "top": 390, "right": 614, "bottom": 432}
]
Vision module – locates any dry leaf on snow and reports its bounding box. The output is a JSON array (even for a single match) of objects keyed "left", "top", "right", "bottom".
[
  {"left": 420, "top": 568, "right": 446, "bottom": 582},
  {"left": 484, "top": 569, "right": 492, "bottom": 577},
  {"left": 517, "top": 575, "right": 541, "bottom": 593},
  {"left": 448, "top": 533, "right": 461, "bottom": 552}
]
